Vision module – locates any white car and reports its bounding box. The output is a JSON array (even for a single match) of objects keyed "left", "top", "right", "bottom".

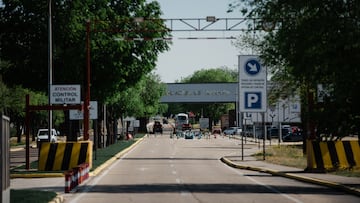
[
  {"left": 223, "top": 127, "right": 242, "bottom": 136},
  {"left": 37, "top": 129, "right": 58, "bottom": 143}
]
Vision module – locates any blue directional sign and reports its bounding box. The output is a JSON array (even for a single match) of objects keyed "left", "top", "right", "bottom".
[{"left": 244, "top": 59, "right": 261, "bottom": 76}]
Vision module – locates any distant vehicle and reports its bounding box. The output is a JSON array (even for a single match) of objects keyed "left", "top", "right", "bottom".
[
  {"left": 153, "top": 121, "right": 163, "bottom": 134},
  {"left": 212, "top": 127, "right": 222, "bottom": 138},
  {"left": 258, "top": 127, "right": 289, "bottom": 139},
  {"left": 282, "top": 127, "right": 303, "bottom": 142},
  {"left": 223, "top": 127, "right": 241, "bottom": 136},
  {"left": 175, "top": 113, "right": 191, "bottom": 131},
  {"left": 282, "top": 131, "right": 303, "bottom": 142},
  {"left": 37, "top": 129, "right": 58, "bottom": 146},
  {"left": 184, "top": 130, "right": 194, "bottom": 139}
]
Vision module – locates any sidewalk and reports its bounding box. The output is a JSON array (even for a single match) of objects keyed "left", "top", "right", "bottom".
[{"left": 221, "top": 155, "right": 360, "bottom": 197}]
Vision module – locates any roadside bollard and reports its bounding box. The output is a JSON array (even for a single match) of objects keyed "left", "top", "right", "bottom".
[{"left": 65, "top": 170, "right": 73, "bottom": 193}]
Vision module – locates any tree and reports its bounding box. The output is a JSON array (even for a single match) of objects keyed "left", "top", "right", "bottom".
[
  {"left": 101, "top": 72, "right": 166, "bottom": 142},
  {"left": 229, "top": 0, "right": 360, "bottom": 139},
  {"left": 0, "top": 0, "right": 170, "bottom": 141},
  {"left": 107, "top": 72, "right": 166, "bottom": 118},
  {"left": 0, "top": 0, "right": 170, "bottom": 102},
  {"left": 1, "top": 83, "right": 63, "bottom": 142}
]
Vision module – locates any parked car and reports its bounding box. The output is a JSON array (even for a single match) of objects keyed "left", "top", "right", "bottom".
[
  {"left": 282, "top": 128, "right": 303, "bottom": 142},
  {"left": 258, "top": 127, "right": 289, "bottom": 139},
  {"left": 153, "top": 121, "right": 163, "bottom": 134},
  {"left": 223, "top": 127, "right": 242, "bottom": 136},
  {"left": 37, "top": 129, "right": 58, "bottom": 146}
]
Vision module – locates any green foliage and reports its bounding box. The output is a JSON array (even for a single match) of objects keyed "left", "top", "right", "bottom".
[
  {"left": 10, "top": 189, "right": 57, "bottom": 203},
  {"left": 106, "top": 72, "right": 166, "bottom": 118},
  {"left": 0, "top": 0, "right": 170, "bottom": 103},
  {"left": 182, "top": 67, "right": 238, "bottom": 83},
  {"left": 0, "top": 0, "right": 170, "bottom": 139},
  {"left": 230, "top": 0, "right": 360, "bottom": 138}
]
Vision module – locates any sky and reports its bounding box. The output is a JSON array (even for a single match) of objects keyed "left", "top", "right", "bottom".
[{"left": 150, "top": 0, "right": 247, "bottom": 83}]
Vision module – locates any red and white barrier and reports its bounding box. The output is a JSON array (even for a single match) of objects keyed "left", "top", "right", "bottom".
[{"left": 64, "top": 163, "right": 90, "bottom": 193}]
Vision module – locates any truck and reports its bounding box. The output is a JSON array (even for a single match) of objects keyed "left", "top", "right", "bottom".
[{"left": 175, "top": 113, "right": 191, "bottom": 131}]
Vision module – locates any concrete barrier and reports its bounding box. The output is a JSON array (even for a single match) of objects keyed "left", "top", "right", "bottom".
[
  {"left": 307, "top": 140, "right": 360, "bottom": 170},
  {"left": 64, "top": 163, "right": 90, "bottom": 193},
  {"left": 39, "top": 141, "right": 92, "bottom": 171}
]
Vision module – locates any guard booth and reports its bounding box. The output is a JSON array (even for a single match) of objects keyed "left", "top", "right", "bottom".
[{"left": 1, "top": 114, "right": 10, "bottom": 203}]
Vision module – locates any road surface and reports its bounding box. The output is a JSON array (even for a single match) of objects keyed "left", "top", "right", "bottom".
[{"left": 63, "top": 134, "right": 359, "bottom": 203}]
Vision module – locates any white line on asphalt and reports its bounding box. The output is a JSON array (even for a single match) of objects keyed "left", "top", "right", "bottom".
[{"left": 228, "top": 166, "right": 304, "bottom": 203}]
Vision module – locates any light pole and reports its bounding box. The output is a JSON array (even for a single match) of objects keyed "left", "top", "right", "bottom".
[{"left": 48, "top": 0, "right": 53, "bottom": 141}]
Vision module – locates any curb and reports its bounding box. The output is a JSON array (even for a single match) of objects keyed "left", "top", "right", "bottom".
[
  {"left": 90, "top": 136, "right": 144, "bottom": 176},
  {"left": 49, "top": 194, "right": 64, "bottom": 203},
  {"left": 10, "top": 173, "right": 64, "bottom": 179},
  {"left": 220, "top": 156, "right": 360, "bottom": 197}
]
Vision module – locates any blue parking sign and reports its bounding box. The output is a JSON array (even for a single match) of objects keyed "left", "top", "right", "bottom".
[
  {"left": 245, "top": 92, "right": 262, "bottom": 109},
  {"left": 239, "top": 55, "right": 267, "bottom": 112}
]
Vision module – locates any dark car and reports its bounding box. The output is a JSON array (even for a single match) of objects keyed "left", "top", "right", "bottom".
[
  {"left": 282, "top": 131, "right": 303, "bottom": 142},
  {"left": 258, "top": 128, "right": 289, "bottom": 139},
  {"left": 153, "top": 121, "right": 163, "bottom": 134}
]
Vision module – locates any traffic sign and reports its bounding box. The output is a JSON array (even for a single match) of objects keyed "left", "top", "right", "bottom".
[
  {"left": 244, "top": 59, "right": 261, "bottom": 75},
  {"left": 69, "top": 101, "right": 98, "bottom": 120},
  {"left": 245, "top": 92, "right": 262, "bottom": 109},
  {"left": 50, "top": 85, "right": 81, "bottom": 104},
  {"left": 238, "top": 55, "right": 267, "bottom": 112}
]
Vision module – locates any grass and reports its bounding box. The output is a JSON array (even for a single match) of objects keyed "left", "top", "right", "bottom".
[
  {"left": 254, "top": 145, "right": 307, "bottom": 169},
  {"left": 10, "top": 189, "right": 57, "bottom": 203},
  {"left": 91, "top": 134, "right": 144, "bottom": 170},
  {"left": 10, "top": 134, "right": 145, "bottom": 202},
  {"left": 254, "top": 144, "right": 360, "bottom": 177}
]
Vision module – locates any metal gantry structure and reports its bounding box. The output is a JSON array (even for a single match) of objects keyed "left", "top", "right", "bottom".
[
  {"left": 83, "top": 17, "right": 266, "bottom": 139},
  {"left": 95, "top": 17, "right": 270, "bottom": 41}
]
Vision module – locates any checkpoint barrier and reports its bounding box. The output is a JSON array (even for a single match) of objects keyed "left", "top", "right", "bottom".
[
  {"left": 39, "top": 141, "right": 92, "bottom": 171},
  {"left": 307, "top": 140, "right": 360, "bottom": 171},
  {"left": 65, "top": 163, "right": 90, "bottom": 193}
]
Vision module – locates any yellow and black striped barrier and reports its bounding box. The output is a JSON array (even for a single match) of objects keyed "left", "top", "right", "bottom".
[
  {"left": 307, "top": 140, "right": 360, "bottom": 170},
  {"left": 38, "top": 141, "right": 92, "bottom": 171}
]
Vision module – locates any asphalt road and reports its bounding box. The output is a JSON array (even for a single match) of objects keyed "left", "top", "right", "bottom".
[
  {"left": 63, "top": 134, "right": 359, "bottom": 203},
  {"left": 10, "top": 146, "right": 38, "bottom": 170}
]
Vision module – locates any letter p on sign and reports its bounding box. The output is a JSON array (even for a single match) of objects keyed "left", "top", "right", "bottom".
[{"left": 245, "top": 92, "right": 262, "bottom": 109}]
